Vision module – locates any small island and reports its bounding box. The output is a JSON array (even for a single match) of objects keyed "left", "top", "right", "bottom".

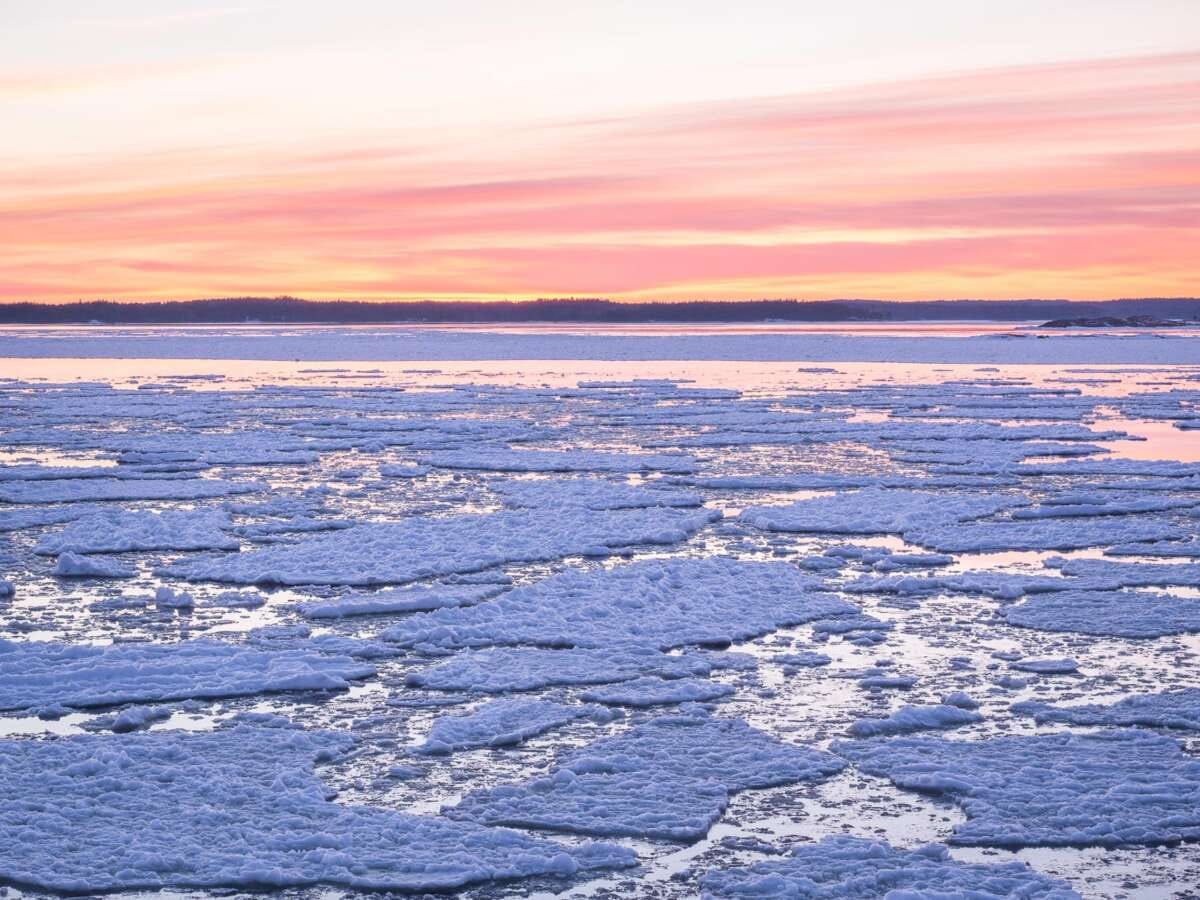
[{"left": 1040, "top": 315, "right": 1196, "bottom": 328}]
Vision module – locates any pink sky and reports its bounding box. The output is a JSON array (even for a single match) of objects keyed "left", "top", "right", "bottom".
[{"left": 2, "top": 3, "right": 1197, "bottom": 301}]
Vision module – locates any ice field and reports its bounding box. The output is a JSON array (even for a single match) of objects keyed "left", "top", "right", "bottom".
[{"left": 3, "top": 326, "right": 1200, "bottom": 898}]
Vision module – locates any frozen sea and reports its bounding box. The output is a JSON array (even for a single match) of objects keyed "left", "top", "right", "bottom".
[{"left": 2, "top": 323, "right": 1200, "bottom": 899}]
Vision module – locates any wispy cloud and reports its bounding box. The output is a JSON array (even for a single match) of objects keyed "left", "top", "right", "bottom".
[{"left": 3, "top": 51, "right": 1197, "bottom": 300}]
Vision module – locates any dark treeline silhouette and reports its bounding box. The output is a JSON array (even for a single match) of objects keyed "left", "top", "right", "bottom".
[{"left": 1, "top": 296, "right": 1198, "bottom": 324}]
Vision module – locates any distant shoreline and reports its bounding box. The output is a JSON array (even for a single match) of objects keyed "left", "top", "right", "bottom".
[{"left": 0, "top": 297, "right": 1197, "bottom": 325}]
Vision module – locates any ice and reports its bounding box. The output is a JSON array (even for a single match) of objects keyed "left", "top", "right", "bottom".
[
  {"left": 1107, "top": 540, "right": 1200, "bottom": 558},
  {"left": 580, "top": 677, "right": 735, "bottom": 707},
  {"left": 905, "top": 519, "right": 1184, "bottom": 552},
  {"left": 298, "top": 584, "right": 504, "bottom": 619},
  {"left": 1004, "top": 590, "right": 1200, "bottom": 638},
  {"left": 740, "top": 488, "right": 1021, "bottom": 534},
  {"left": 35, "top": 509, "right": 239, "bottom": 554},
  {"left": 700, "top": 835, "right": 1080, "bottom": 898},
  {"left": 0, "top": 506, "right": 83, "bottom": 532},
  {"left": 448, "top": 713, "right": 845, "bottom": 840},
  {"left": 0, "top": 477, "right": 264, "bottom": 504},
  {"left": 161, "top": 506, "right": 720, "bottom": 586},
  {"left": 379, "top": 462, "right": 430, "bottom": 477},
  {"left": 52, "top": 551, "right": 137, "bottom": 578},
  {"left": 0, "top": 724, "right": 634, "bottom": 891},
  {"left": 1014, "top": 689, "right": 1200, "bottom": 730},
  {"left": 849, "top": 704, "right": 982, "bottom": 737},
  {"left": 837, "top": 730, "right": 1200, "bottom": 847},
  {"left": 493, "top": 477, "right": 702, "bottom": 509},
  {"left": 0, "top": 638, "right": 375, "bottom": 710},
  {"left": 1049, "top": 558, "right": 1200, "bottom": 588},
  {"left": 416, "top": 699, "right": 619, "bottom": 754},
  {"left": 774, "top": 651, "right": 832, "bottom": 668},
  {"left": 380, "top": 558, "right": 855, "bottom": 650},
  {"left": 425, "top": 448, "right": 698, "bottom": 474},
  {"left": 842, "top": 572, "right": 1096, "bottom": 601},
  {"left": 405, "top": 647, "right": 754, "bottom": 692},
  {"left": 1018, "top": 459, "right": 1199, "bottom": 478},
  {"left": 1011, "top": 657, "right": 1079, "bottom": 674}
]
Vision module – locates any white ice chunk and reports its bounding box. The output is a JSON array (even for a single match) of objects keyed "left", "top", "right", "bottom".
[
  {"left": 905, "top": 519, "right": 1184, "bottom": 552},
  {"left": 849, "top": 704, "right": 982, "bottom": 737},
  {"left": 0, "top": 638, "right": 375, "bottom": 710},
  {"left": 493, "top": 477, "right": 702, "bottom": 510},
  {"left": 416, "top": 699, "right": 618, "bottom": 754},
  {"left": 299, "top": 584, "right": 504, "bottom": 619},
  {"left": 448, "top": 714, "right": 844, "bottom": 840},
  {"left": 0, "top": 477, "right": 263, "bottom": 504},
  {"left": 36, "top": 509, "right": 238, "bottom": 554},
  {"left": 581, "top": 677, "right": 734, "bottom": 707},
  {"left": 52, "top": 552, "right": 136, "bottom": 578},
  {"left": 380, "top": 558, "right": 854, "bottom": 650},
  {"left": 161, "top": 506, "right": 719, "bottom": 586},
  {"left": 1004, "top": 590, "right": 1200, "bottom": 638},
  {"left": 1014, "top": 689, "right": 1200, "bottom": 730},
  {"left": 405, "top": 647, "right": 753, "bottom": 693},
  {"left": 0, "top": 725, "right": 633, "bottom": 891},
  {"left": 700, "top": 835, "right": 1079, "bottom": 899},
  {"left": 741, "top": 488, "right": 1020, "bottom": 534},
  {"left": 837, "top": 730, "right": 1200, "bottom": 847}
]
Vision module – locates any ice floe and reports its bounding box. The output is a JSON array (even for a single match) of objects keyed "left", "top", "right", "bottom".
[
  {"left": 0, "top": 477, "right": 263, "bottom": 504},
  {"left": 0, "top": 638, "right": 375, "bottom": 710},
  {"left": 381, "top": 558, "right": 854, "bottom": 650},
  {"left": 904, "top": 518, "right": 1184, "bottom": 552},
  {"left": 405, "top": 647, "right": 754, "bottom": 693},
  {"left": 416, "top": 699, "right": 619, "bottom": 754},
  {"left": 162, "top": 506, "right": 719, "bottom": 585},
  {"left": 448, "top": 713, "right": 844, "bottom": 840},
  {"left": 35, "top": 509, "right": 239, "bottom": 554},
  {"left": 700, "top": 835, "right": 1079, "bottom": 899},
  {"left": 740, "top": 487, "right": 1021, "bottom": 534},
  {"left": 1004, "top": 590, "right": 1200, "bottom": 638},
  {"left": 848, "top": 704, "right": 982, "bottom": 737},
  {"left": 837, "top": 730, "right": 1200, "bottom": 847},
  {"left": 580, "top": 677, "right": 735, "bottom": 707},
  {"left": 0, "top": 724, "right": 633, "bottom": 891},
  {"left": 1013, "top": 689, "right": 1200, "bottom": 730}
]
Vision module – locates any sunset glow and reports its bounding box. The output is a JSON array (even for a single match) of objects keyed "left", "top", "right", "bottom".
[{"left": 3, "top": 2, "right": 1198, "bottom": 301}]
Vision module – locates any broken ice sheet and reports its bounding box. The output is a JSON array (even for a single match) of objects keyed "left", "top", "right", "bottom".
[
  {"left": 837, "top": 730, "right": 1200, "bottom": 847},
  {"left": 0, "top": 724, "right": 634, "bottom": 891},
  {"left": 447, "top": 713, "right": 844, "bottom": 840},
  {"left": 415, "top": 699, "right": 619, "bottom": 754},
  {"left": 0, "top": 638, "right": 375, "bottom": 711},
  {"left": 1013, "top": 689, "right": 1200, "bottom": 730},
  {"left": 35, "top": 508, "right": 240, "bottom": 554},
  {"left": 739, "top": 487, "right": 1022, "bottom": 534},
  {"left": 160, "top": 506, "right": 719, "bottom": 585},
  {"left": 405, "top": 646, "right": 753, "bottom": 693},
  {"left": 1003, "top": 590, "right": 1200, "bottom": 638},
  {"left": 700, "top": 835, "right": 1080, "bottom": 899},
  {"left": 381, "top": 558, "right": 854, "bottom": 650}
]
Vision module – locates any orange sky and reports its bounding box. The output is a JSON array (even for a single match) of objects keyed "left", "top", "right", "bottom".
[{"left": 2, "top": 4, "right": 1198, "bottom": 301}]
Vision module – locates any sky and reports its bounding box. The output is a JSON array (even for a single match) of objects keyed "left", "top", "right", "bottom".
[{"left": 2, "top": 1, "right": 1198, "bottom": 302}]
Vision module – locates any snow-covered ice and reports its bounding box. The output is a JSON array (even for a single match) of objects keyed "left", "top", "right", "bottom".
[
  {"left": 416, "top": 699, "right": 619, "bottom": 754},
  {"left": 381, "top": 558, "right": 855, "bottom": 650},
  {"left": 838, "top": 730, "right": 1200, "bottom": 847},
  {"left": 405, "top": 646, "right": 754, "bottom": 693},
  {"left": 36, "top": 508, "right": 239, "bottom": 554},
  {"left": 448, "top": 713, "right": 845, "bottom": 840},
  {"left": 0, "top": 724, "right": 634, "bottom": 891},
  {"left": 162, "top": 506, "right": 719, "bottom": 585},
  {"left": 0, "top": 638, "right": 375, "bottom": 710},
  {"left": 700, "top": 835, "right": 1080, "bottom": 898}
]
